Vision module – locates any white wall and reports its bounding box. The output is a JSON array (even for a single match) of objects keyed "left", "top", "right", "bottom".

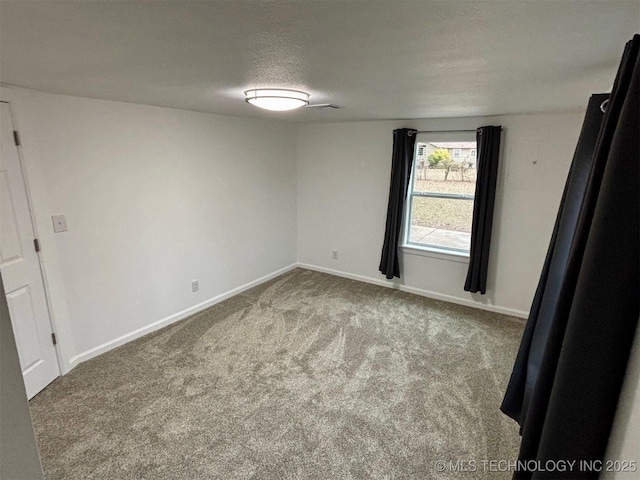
[
  {"left": 4, "top": 87, "right": 297, "bottom": 371},
  {"left": 296, "top": 113, "right": 583, "bottom": 316},
  {"left": 604, "top": 321, "right": 640, "bottom": 479},
  {"left": 3, "top": 85, "right": 584, "bottom": 373}
]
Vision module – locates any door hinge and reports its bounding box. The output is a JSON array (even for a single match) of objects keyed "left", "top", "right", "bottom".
[
  {"left": 13, "top": 130, "right": 21, "bottom": 146},
  {"left": 34, "top": 238, "right": 41, "bottom": 252},
  {"left": 51, "top": 333, "right": 57, "bottom": 345}
]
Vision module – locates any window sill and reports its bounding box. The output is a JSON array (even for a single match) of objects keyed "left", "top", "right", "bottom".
[{"left": 400, "top": 244, "right": 470, "bottom": 263}]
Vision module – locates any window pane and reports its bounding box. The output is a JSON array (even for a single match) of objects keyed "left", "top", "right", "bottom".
[
  {"left": 412, "top": 168, "right": 477, "bottom": 194},
  {"left": 408, "top": 196, "right": 473, "bottom": 251},
  {"left": 409, "top": 140, "right": 477, "bottom": 253}
]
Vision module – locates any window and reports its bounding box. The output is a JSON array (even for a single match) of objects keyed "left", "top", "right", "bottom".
[{"left": 404, "top": 139, "right": 477, "bottom": 255}]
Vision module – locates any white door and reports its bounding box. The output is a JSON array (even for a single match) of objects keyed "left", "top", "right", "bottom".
[{"left": 0, "top": 101, "right": 59, "bottom": 399}]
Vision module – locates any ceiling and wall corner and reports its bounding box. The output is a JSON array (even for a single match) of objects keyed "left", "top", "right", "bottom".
[
  {"left": 0, "top": 0, "right": 637, "bottom": 373},
  {"left": 0, "top": 1, "right": 638, "bottom": 122}
]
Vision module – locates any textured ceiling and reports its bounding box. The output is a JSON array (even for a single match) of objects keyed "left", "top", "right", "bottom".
[{"left": 1, "top": 1, "right": 638, "bottom": 122}]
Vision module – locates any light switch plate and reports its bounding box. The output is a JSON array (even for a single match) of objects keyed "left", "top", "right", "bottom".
[{"left": 52, "top": 214, "right": 68, "bottom": 233}]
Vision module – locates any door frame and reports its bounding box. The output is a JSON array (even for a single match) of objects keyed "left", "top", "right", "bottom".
[{"left": 1, "top": 99, "right": 64, "bottom": 378}]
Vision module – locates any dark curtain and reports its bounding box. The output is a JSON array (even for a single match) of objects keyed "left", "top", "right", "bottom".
[
  {"left": 464, "top": 125, "right": 502, "bottom": 294},
  {"left": 501, "top": 34, "right": 640, "bottom": 479},
  {"left": 379, "top": 128, "right": 416, "bottom": 279},
  {"left": 501, "top": 93, "right": 608, "bottom": 425}
]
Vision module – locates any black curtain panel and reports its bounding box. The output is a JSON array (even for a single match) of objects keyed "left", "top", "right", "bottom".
[
  {"left": 379, "top": 128, "right": 417, "bottom": 279},
  {"left": 464, "top": 125, "right": 501, "bottom": 294},
  {"left": 501, "top": 93, "right": 608, "bottom": 425},
  {"left": 502, "top": 35, "right": 639, "bottom": 480}
]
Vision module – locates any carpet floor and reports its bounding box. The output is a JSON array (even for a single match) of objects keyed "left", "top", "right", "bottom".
[{"left": 30, "top": 268, "right": 524, "bottom": 479}]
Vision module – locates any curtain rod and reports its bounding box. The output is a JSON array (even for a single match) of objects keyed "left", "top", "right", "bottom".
[
  {"left": 408, "top": 129, "right": 476, "bottom": 137},
  {"left": 407, "top": 128, "right": 502, "bottom": 137}
]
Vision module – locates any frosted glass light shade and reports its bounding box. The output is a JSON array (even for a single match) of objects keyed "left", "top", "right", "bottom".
[{"left": 244, "top": 89, "right": 310, "bottom": 111}]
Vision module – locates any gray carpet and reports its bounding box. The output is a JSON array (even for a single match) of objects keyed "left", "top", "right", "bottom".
[{"left": 30, "top": 268, "right": 524, "bottom": 479}]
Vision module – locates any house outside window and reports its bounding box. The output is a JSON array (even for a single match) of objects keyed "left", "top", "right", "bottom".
[{"left": 404, "top": 138, "right": 477, "bottom": 255}]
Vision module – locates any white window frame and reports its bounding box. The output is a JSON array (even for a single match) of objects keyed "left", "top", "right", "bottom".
[
  {"left": 452, "top": 148, "right": 462, "bottom": 158},
  {"left": 402, "top": 135, "right": 476, "bottom": 258},
  {"left": 470, "top": 148, "right": 477, "bottom": 157}
]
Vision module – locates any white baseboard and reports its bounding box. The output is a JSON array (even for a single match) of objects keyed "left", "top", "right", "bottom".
[
  {"left": 67, "top": 263, "right": 299, "bottom": 368},
  {"left": 67, "top": 261, "right": 525, "bottom": 371},
  {"left": 296, "top": 263, "right": 529, "bottom": 319}
]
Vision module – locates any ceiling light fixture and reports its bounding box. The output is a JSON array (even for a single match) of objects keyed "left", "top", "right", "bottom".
[{"left": 244, "top": 88, "right": 310, "bottom": 111}]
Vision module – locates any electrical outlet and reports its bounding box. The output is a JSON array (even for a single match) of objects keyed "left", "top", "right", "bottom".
[
  {"left": 332, "top": 249, "right": 339, "bottom": 260},
  {"left": 51, "top": 214, "right": 68, "bottom": 233},
  {"left": 192, "top": 280, "right": 199, "bottom": 292}
]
